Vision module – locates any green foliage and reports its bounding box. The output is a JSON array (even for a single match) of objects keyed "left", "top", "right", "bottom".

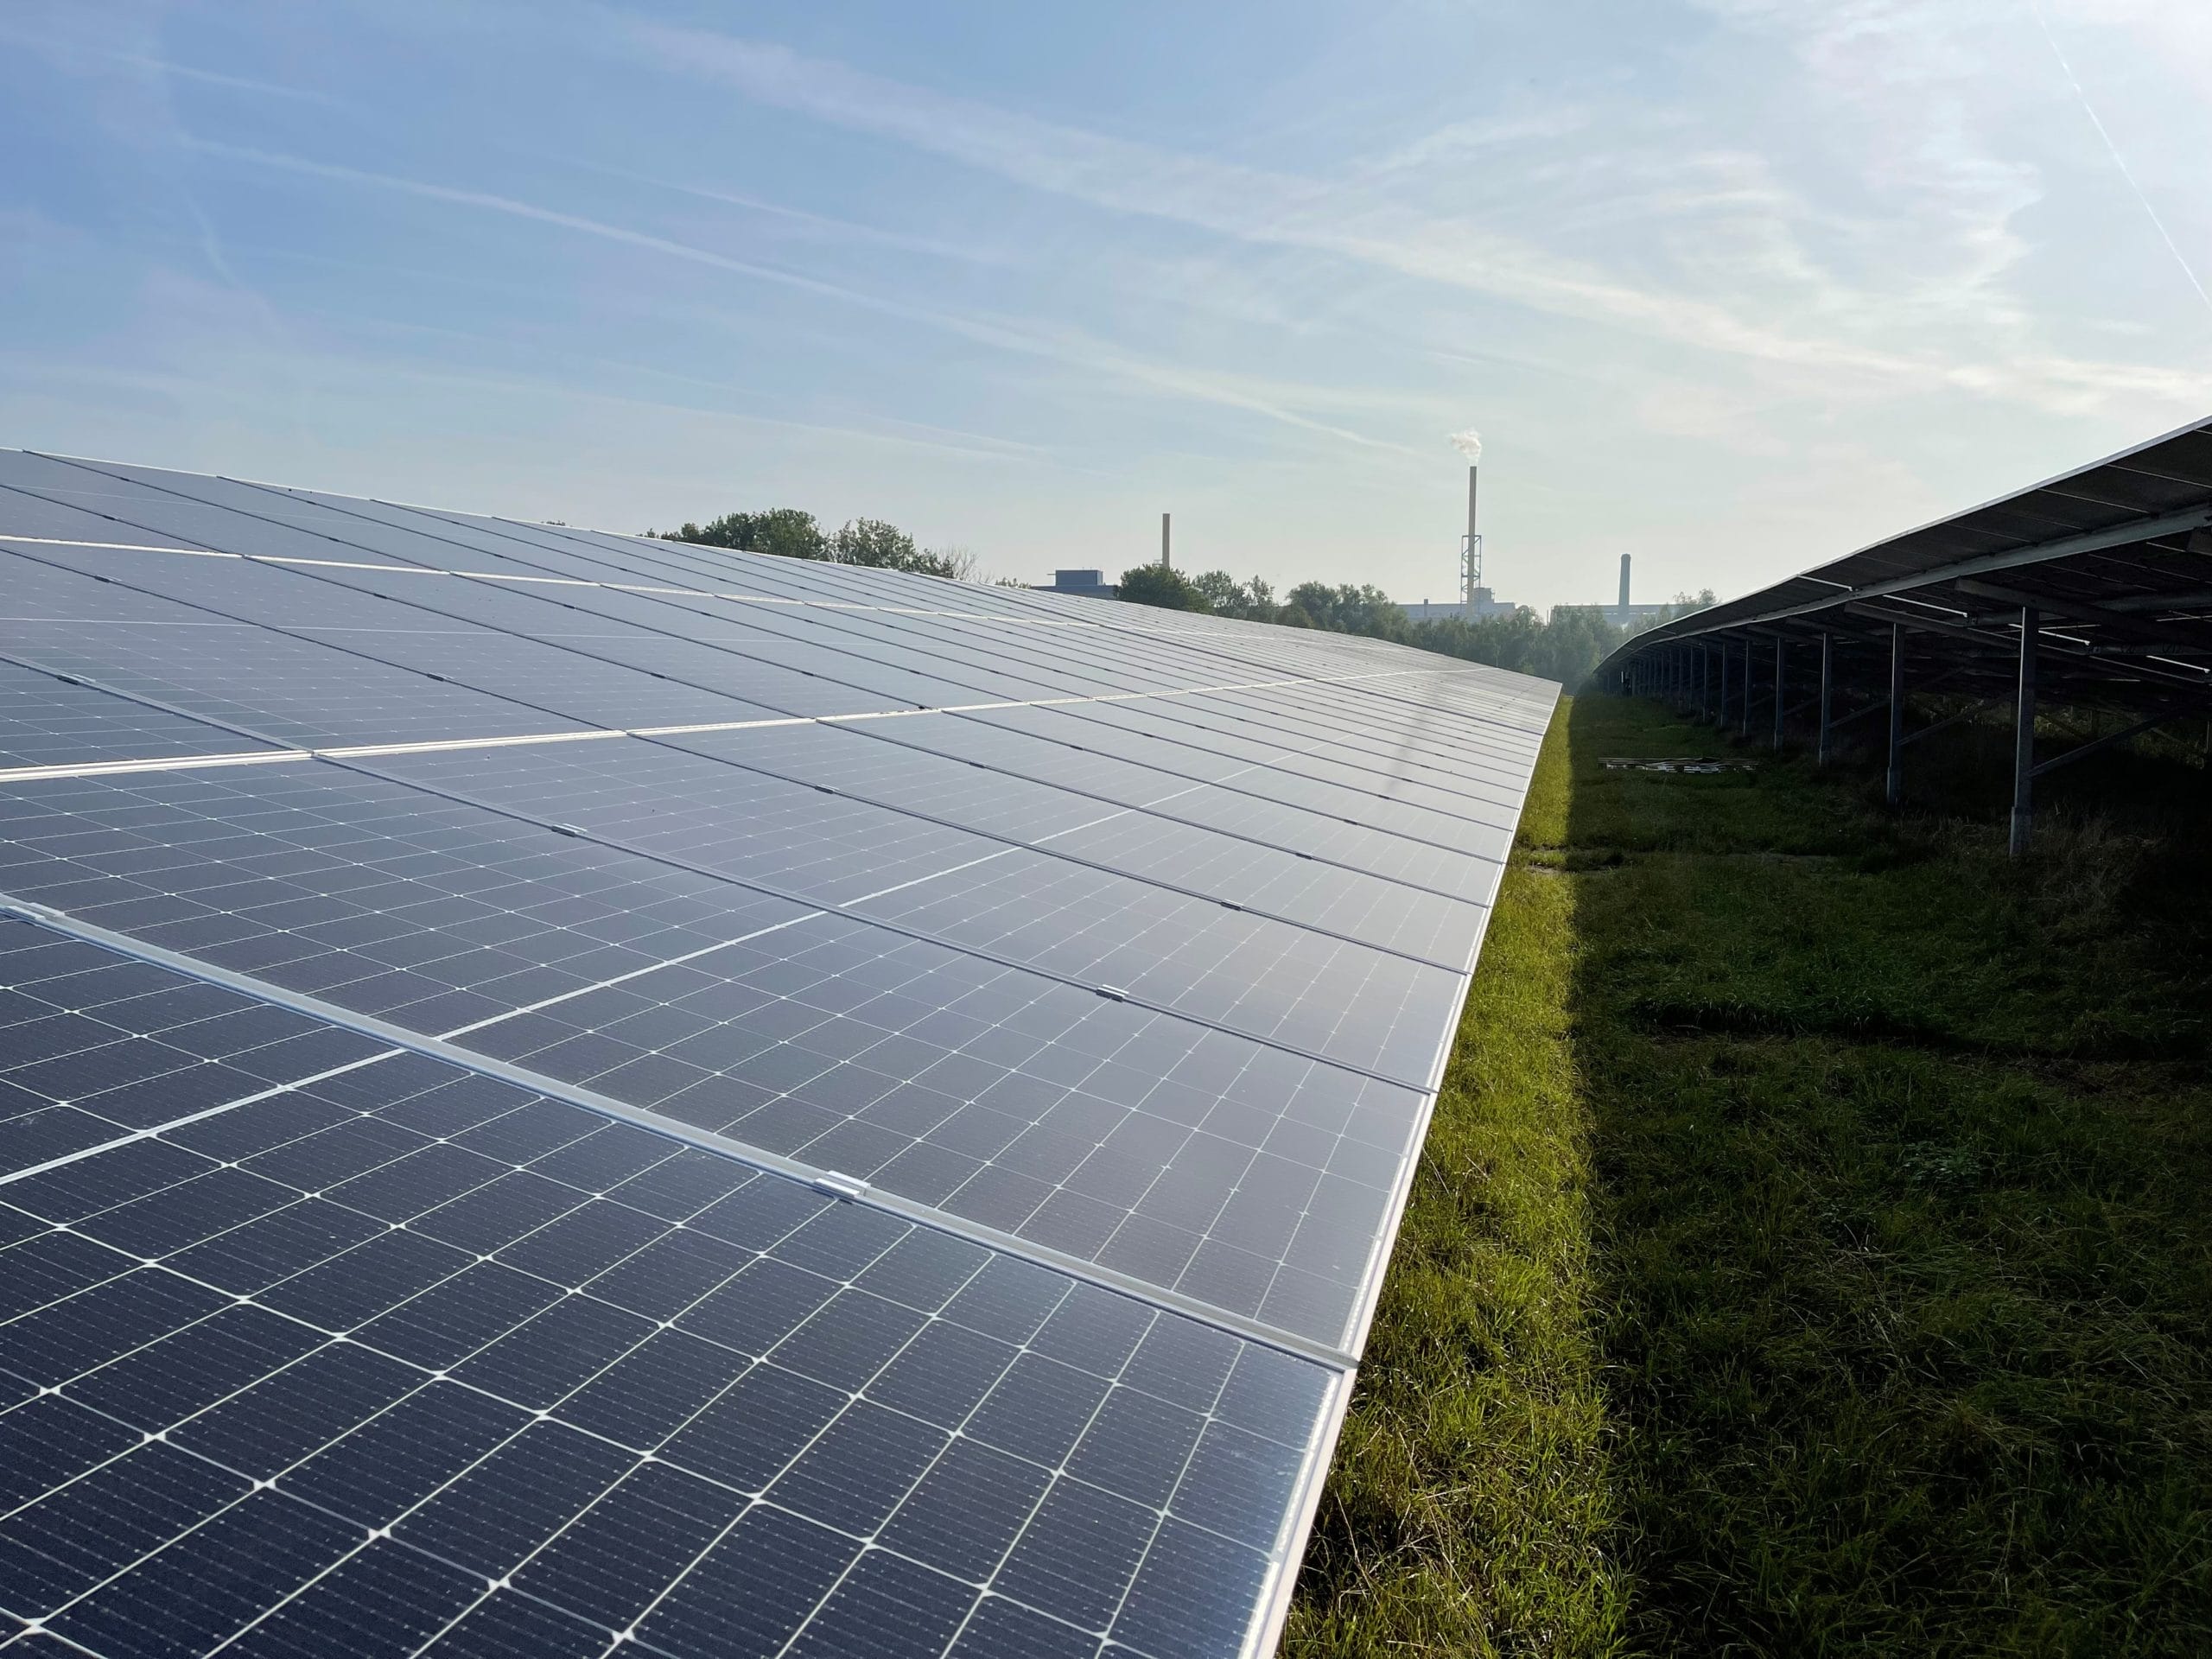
[
  {"left": 1287, "top": 708, "right": 1628, "bottom": 1656},
  {"left": 1285, "top": 582, "right": 1412, "bottom": 641},
  {"left": 1114, "top": 563, "right": 1213, "bottom": 611},
  {"left": 1289, "top": 694, "right": 2212, "bottom": 1657},
  {"left": 654, "top": 507, "right": 971, "bottom": 579},
  {"left": 1413, "top": 605, "right": 1621, "bottom": 683},
  {"left": 658, "top": 506, "right": 827, "bottom": 561},
  {"left": 828, "top": 515, "right": 918, "bottom": 569},
  {"left": 1626, "top": 589, "right": 1718, "bottom": 638},
  {"left": 1186, "top": 569, "right": 1279, "bottom": 619},
  {"left": 829, "top": 517, "right": 973, "bottom": 579},
  {"left": 1141, "top": 572, "right": 1717, "bottom": 688}
]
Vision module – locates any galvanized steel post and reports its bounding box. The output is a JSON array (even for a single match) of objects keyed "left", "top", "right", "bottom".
[
  {"left": 2011, "top": 607, "right": 2037, "bottom": 856},
  {"left": 1772, "top": 636, "right": 1785, "bottom": 751},
  {"left": 1816, "top": 632, "right": 1833, "bottom": 767},
  {"left": 1885, "top": 623, "right": 1904, "bottom": 806}
]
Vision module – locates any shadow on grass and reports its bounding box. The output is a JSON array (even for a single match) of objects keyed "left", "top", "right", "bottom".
[
  {"left": 1285, "top": 690, "right": 2210, "bottom": 1658},
  {"left": 1568, "top": 692, "right": 2212, "bottom": 1657}
]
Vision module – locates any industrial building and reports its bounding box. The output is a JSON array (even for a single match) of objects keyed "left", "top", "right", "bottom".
[
  {"left": 1401, "top": 590, "right": 1524, "bottom": 623},
  {"left": 1032, "top": 566, "right": 1116, "bottom": 597}
]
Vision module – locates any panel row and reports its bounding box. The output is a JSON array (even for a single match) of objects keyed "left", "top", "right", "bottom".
[
  {"left": 0, "top": 918, "right": 1336, "bottom": 1659},
  {"left": 0, "top": 764, "right": 1427, "bottom": 1349}
]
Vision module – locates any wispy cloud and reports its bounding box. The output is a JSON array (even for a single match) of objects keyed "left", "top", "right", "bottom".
[
  {"left": 185, "top": 139, "right": 1423, "bottom": 454},
  {"left": 2025, "top": 0, "right": 2212, "bottom": 319},
  {"left": 558, "top": 158, "right": 1010, "bottom": 267},
  {"left": 132, "top": 55, "right": 339, "bottom": 105},
  {"left": 0, "top": 19, "right": 337, "bottom": 105},
  {"left": 612, "top": 17, "right": 2212, "bottom": 415}
]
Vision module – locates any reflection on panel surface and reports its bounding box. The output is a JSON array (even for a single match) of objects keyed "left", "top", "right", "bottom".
[
  {"left": 0, "top": 450, "right": 1558, "bottom": 1657},
  {"left": 0, "top": 764, "right": 1425, "bottom": 1346},
  {"left": 0, "top": 921, "right": 1334, "bottom": 1659}
]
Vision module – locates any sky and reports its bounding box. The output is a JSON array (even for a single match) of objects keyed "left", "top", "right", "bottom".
[{"left": 3, "top": 1, "right": 2209, "bottom": 612}]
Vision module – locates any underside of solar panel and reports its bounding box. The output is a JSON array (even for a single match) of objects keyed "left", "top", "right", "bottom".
[{"left": 0, "top": 450, "right": 1558, "bottom": 1659}]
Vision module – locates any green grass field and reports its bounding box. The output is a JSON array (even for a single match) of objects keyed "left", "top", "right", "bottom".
[{"left": 1282, "top": 692, "right": 2212, "bottom": 1658}]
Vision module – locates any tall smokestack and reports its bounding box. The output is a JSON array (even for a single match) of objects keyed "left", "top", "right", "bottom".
[
  {"left": 1449, "top": 430, "right": 1484, "bottom": 609},
  {"left": 1161, "top": 512, "right": 1171, "bottom": 570},
  {"left": 1618, "top": 553, "right": 1631, "bottom": 610}
]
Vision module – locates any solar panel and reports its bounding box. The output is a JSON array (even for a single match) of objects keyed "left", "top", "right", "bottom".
[{"left": 0, "top": 448, "right": 1558, "bottom": 1657}]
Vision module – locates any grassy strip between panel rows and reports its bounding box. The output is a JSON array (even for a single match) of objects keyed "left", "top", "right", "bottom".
[{"left": 1282, "top": 692, "right": 2212, "bottom": 1657}]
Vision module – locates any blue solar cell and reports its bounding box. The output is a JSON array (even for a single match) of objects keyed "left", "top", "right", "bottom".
[
  {"left": 0, "top": 926, "right": 1343, "bottom": 1657},
  {"left": 0, "top": 451, "right": 1559, "bottom": 1656}
]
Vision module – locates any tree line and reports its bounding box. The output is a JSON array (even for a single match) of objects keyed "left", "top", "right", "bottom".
[
  {"left": 645, "top": 505, "right": 1707, "bottom": 685},
  {"left": 652, "top": 508, "right": 978, "bottom": 582},
  {"left": 1116, "top": 563, "right": 1713, "bottom": 686}
]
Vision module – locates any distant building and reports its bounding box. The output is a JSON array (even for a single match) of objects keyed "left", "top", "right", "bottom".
[
  {"left": 1400, "top": 587, "right": 1523, "bottom": 624},
  {"left": 1033, "top": 569, "right": 1116, "bottom": 598}
]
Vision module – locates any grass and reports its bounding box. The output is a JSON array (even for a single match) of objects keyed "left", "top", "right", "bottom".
[{"left": 1282, "top": 692, "right": 2212, "bottom": 1657}]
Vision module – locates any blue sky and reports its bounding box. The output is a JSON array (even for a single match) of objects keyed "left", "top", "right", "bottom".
[{"left": 3, "top": 0, "right": 2209, "bottom": 610}]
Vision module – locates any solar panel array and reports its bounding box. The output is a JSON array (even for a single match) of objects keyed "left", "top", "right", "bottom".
[{"left": 0, "top": 451, "right": 1558, "bottom": 1659}]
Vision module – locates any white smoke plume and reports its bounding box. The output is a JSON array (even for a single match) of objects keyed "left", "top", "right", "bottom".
[{"left": 1449, "top": 429, "right": 1483, "bottom": 462}]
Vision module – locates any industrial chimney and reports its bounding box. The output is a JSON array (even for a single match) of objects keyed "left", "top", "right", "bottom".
[
  {"left": 1618, "top": 553, "right": 1631, "bottom": 612},
  {"left": 1456, "top": 466, "right": 1484, "bottom": 608},
  {"left": 1450, "top": 430, "right": 1484, "bottom": 610}
]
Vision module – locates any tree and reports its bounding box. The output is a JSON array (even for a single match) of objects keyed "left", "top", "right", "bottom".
[
  {"left": 831, "top": 516, "right": 966, "bottom": 575},
  {"left": 657, "top": 507, "right": 828, "bottom": 561},
  {"left": 823, "top": 519, "right": 970, "bottom": 579},
  {"left": 1625, "top": 588, "right": 1718, "bottom": 638},
  {"left": 1116, "top": 565, "right": 1213, "bottom": 611},
  {"left": 1187, "top": 570, "right": 1281, "bottom": 620},
  {"left": 657, "top": 508, "right": 976, "bottom": 580},
  {"left": 1285, "top": 582, "right": 1411, "bottom": 643}
]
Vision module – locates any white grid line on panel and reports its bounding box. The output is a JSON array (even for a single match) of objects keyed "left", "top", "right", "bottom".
[
  {"left": 0, "top": 899, "right": 1361, "bottom": 1372},
  {"left": 0, "top": 954, "right": 1323, "bottom": 1659},
  {"left": 0, "top": 659, "right": 1491, "bottom": 786}
]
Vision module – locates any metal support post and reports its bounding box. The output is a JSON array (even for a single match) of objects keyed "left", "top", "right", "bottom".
[
  {"left": 1738, "top": 638, "right": 1752, "bottom": 738},
  {"left": 1772, "top": 637, "right": 1785, "bottom": 751},
  {"left": 1816, "top": 632, "right": 1833, "bottom": 766},
  {"left": 1718, "top": 642, "right": 1730, "bottom": 728},
  {"left": 1700, "top": 644, "right": 1712, "bottom": 721},
  {"left": 1885, "top": 623, "right": 1904, "bottom": 806},
  {"left": 2010, "top": 607, "right": 2037, "bottom": 856}
]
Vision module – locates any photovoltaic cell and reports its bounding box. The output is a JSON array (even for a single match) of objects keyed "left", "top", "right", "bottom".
[
  {"left": 0, "top": 552, "right": 595, "bottom": 750},
  {"left": 0, "top": 920, "right": 1336, "bottom": 1659},
  {"left": 0, "top": 664, "right": 282, "bottom": 774},
  {"left": 0, "top": 449, "right": 1558, "bottom": 1657},
  {"left": 0, "top": 763, "right": 1427, "bottom": 1344}
]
